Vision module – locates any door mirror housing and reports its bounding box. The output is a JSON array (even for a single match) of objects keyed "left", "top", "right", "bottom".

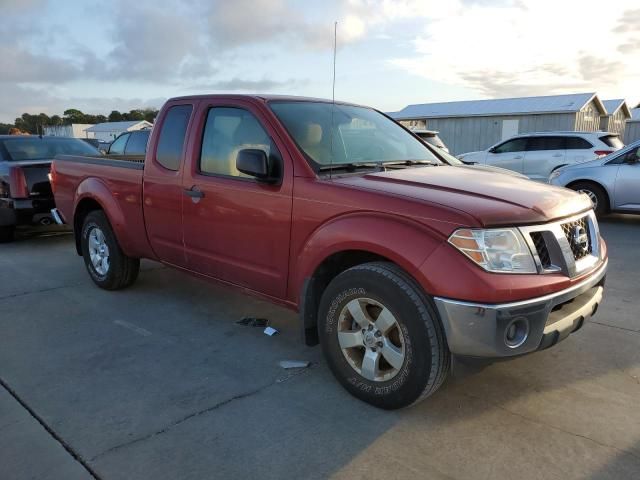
[
  {"left": 488, "top": 147, "right": 497, "bottom": 154},
  {"left": 236, "top": 149, "right": 279, "bottom": 183},
  {"left": 623, "top": 147, "right": 640, "bottom": 164}
]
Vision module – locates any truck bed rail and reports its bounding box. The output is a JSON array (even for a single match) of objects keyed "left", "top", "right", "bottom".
[{"left": 54, "top": 154, "right": 144, "bottom": 170}]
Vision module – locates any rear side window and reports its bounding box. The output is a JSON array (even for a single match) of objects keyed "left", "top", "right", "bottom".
[
  {"left": 599, "top": 135, "right": 624, "bottom": 149},
  {"left": 156, "top": 105, "right": 193, "bottom": 171},
  {"left": 2, "top": 137, "right": 100, "bottom": 161},
  {"left": 526, "top": 136, "right": 565, "bottom": 151},
  {"left": 109, "top": 133, "right": 129, "bottom": 154},
  {"left": 124, "top": 131, "right": 149, "bottom": 155},
  {"left": 565, "top": 137, "right": 593, "bottom": 149}
]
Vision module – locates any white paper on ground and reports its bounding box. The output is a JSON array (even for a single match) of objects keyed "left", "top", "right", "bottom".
[{"left": 263, "top": 326, "right": 279, "bottom": 336}]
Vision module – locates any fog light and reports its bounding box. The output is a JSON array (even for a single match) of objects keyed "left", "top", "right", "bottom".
[{"left": 504, "top": 317, "right": 529, "bottom": 348}]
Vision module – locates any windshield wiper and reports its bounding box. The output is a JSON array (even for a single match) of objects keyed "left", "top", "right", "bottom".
[
  {"left": 318, "top": 162, "right": 381, "bottom": 172},
  {"left": 382, "top": 160, "right": 440, "bottom": 167}
]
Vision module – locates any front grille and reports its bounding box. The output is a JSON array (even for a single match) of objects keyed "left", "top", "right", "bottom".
[
  {"left": 530, "top": 232, "right": 551, "bottom": 268},
  {"left": 561, "top": 216, "right": 592, "bottom": 260}
]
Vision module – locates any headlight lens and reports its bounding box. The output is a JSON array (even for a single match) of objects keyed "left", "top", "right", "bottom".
[{"left": 449, "top": 228, "right": 537, "bottom": 273}]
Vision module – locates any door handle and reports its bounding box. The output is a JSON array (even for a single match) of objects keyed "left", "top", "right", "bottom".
[
  {"left": 552, "top": 154, "right": 563, "bottom": 158},
  {"left": 514, "top": 156, "right": 523, "bottom": 159},
  {"left": 184, "top": 187, "right": 205, "bottom": 199}
]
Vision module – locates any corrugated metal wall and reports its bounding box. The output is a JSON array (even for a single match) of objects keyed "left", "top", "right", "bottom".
[
  {"left": 574, "top": 100, "right": 602, "bottom": 131},
  {"left": 624, "top": 122, "right": 640, "bottom": 144},
  {"left": 424, "top": 113, "right": 576, "bottom": 155},
  {"left": 600, "top": 110, "right": 627, "bottom": 137}
]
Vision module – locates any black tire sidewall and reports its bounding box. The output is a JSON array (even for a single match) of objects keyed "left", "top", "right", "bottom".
[
  {"left": 318, "top": 266, "right": 440, "bottom": 409},
  {"left": 81, "top": 212, "right": 121, "bottom": 288}
]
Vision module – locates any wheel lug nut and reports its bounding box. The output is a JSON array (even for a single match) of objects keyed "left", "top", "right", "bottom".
[
  {"left": 368, "top": 325, "right": 373, "bottom": 331},
  {"left": 377, "top": 341, "right": 383, "bottom": 347},
  {"left": 374, "top": 331, "right": 381, "bottom": 337},
  {"left": 371, "top": 347, "right": 376, "bottom": 352}
]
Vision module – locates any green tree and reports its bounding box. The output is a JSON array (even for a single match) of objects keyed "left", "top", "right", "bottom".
[
  {"left": 63, "top": 109, "right": 85, "bottom": 124},
  {"left": 108, "top": 110, "right": 123, "bottom": 122},
  {"left": 125, "top": 109, "right": 144, "bottom": 121},
  {"left": 50, "top": 115, "right": 62, "bottom": 126},
  {"left": 0, "top": 123, "right": 15, "bottom": 134},
  {"left": 96, "top": 115, "right": 107, "bottom": 123}
]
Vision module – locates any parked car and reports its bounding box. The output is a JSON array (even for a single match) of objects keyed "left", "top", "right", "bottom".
[
  {"left": 106, "top": 129, "right": 150, "bottom": 156},
  {"left": 549, "top": 139, "right": 640, "bottom": 216},
  {"left": 458, "top": 132, "right": 624, "bottom": 182},
  {"left": 0, "top": 135, "right": 100, "bottom": 242},
  {"left": 51, "top": 95, "right": 607, "bottom": 409},
  {"left": 430, "top": 142, "right": 528, "bottom": 179},
  {"left": 410, "top": 129, "right": 449, "bottom": 153}
]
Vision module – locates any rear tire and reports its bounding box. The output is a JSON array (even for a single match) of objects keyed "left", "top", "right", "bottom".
[
  {"left": 0, "top": 226, "right": 15, "bottom": 243},
  {"left": 318, "top": 262, "right": 450, "bottom": 409},
  {"left": 81, "top": 211, "right": 139, "bottom": 290},
  {"left": 570, "top": 182, "right": 607, "bottom": 217}
]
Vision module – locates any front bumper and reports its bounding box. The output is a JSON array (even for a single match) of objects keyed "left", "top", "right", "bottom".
[{"left": 433, "top": 260, "right": 607, "bottom": 358}]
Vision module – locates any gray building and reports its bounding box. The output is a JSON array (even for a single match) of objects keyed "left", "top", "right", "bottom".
[
  {"left": 84, "top": 120, "right": 153, "bottom": 142},
  {"left": 624, "top": 109, "right": 640, "bottom": 145},
  {"left": 600, "top": 99, "right": 631, "bottom": 137},
  {"left": 390, "top": 92, "right": 606, "bottom": 155}
]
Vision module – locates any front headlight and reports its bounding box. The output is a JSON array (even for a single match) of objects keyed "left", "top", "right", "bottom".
[
  {"left": 548, "top": 169, "right": 562, "bottom": 183},
  {"left": 448, "top": 228, "right": 537, "bottom": 274}
]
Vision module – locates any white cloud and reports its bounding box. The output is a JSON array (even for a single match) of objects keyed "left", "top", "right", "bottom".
[{"left": 387, "top": 0, "right": 640, "bottom": 100}]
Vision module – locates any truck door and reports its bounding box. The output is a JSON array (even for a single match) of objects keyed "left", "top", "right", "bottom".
[
  {"left": 181, "top": 100, "right": 293, "bottom": 299},
  {"left": 142, "top": 102, "right": 196, "bottom": 266}
]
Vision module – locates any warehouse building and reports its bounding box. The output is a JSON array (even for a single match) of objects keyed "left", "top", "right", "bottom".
[
  {"left": 43, "top": 123, "right": 95, "bottom": 138},
  {"left": 390, "top": 92, "right": 606, "bottom": 155},
  {"left": 600, "top": 99, "right": 632, "bottom": 137},
  {"left": 84, "top": 120, "right": 152, "bottom": 142},
  {"left": 624, "top": 109, "right": 640, "bottom": 144}
]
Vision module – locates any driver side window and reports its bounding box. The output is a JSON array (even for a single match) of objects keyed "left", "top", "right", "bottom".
[{"left": 493, "top": 138, "right": 527, "bottom": 154}]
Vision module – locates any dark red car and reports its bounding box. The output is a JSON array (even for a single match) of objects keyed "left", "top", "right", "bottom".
[{"left": 51, "top": 95, "right": 607, "bottom": 409}]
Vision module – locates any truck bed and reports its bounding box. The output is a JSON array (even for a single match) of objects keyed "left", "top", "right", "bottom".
[{"left": 52, "top": 154, "right": 150, "bottom": 257}]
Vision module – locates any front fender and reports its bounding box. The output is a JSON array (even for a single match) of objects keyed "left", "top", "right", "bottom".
[{"left": 290, "top": 212, "right": 445, "bottom": 302}]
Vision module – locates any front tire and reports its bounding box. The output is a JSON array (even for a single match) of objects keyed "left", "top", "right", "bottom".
[
  {"left": 81, "top": 211, "right": 140, "bottom": 290},
  {"left": 570, "top": 182, "right": 607, "bottom": 217},
  {"left": 318, "top": 262, "right": 450, "bottom": 409}
]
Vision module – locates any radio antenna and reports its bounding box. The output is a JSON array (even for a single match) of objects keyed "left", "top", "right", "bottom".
[{"left": 329, "top": 21, "right": 337, "bottom": 179}]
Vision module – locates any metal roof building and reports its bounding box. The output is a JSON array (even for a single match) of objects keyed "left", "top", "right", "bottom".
[
  {"left": 390, "top": 93, "right": 607, "bottom": 155},
  {"left": 84, "top": 120, "right": 152, "bottom": 142},
  {"left": 600, "top": 99, "right": 632, "bottom": 137},
  {"left": 624, "top": 109, "right": 640, "bottom": 145}
]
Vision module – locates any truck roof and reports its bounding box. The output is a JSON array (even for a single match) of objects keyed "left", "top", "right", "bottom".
[{"left": 167, "top": 93, "right": 366, "bottom": 108}]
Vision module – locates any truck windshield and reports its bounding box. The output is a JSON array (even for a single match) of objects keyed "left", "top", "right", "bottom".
[
  {"left": 1, "top": 137, "right": 100, "bottom": 161},
  {"left": 269, "top": 102, "right": 441, "bottom": 169}
]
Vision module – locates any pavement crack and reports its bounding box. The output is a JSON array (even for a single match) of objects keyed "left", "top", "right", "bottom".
[
  {"left": 0, "top": 282, "right": 84, "bottom": 301},
  {"left": 589, "top": 320, "right": 640, "bottom": 335},
  {"left": 0, "top": 376, "right": 102, "bottom": 480},
  {"left": 90, "top": 369, "right": 312, "bottom": 462},
  {"left": 461, "top": 392, "right": 640, "bottom": 463}
]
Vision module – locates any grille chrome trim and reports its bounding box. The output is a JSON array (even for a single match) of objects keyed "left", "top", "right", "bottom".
[{"left": 518, "top": 210, "right": 601, "bottom": 278}]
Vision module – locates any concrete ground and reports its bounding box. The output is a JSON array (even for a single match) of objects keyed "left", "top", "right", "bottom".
[{"left": 1, "top": 217, "right": 639, "bottom": 480}]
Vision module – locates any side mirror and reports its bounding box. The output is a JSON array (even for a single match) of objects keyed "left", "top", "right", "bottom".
[
  {"left": 624, "top": 147, "right": 640, "bottom": 164},
  {"left": 237, "top": 149, "right": 277, "bottom": 182},
  {"left": 488, "top": 147, "right": 497, "bottom": 154}
]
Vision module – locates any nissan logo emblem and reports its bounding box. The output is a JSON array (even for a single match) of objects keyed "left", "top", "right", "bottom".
[{"left": 572, "top": 226, "right": 589, "bottom": 253}]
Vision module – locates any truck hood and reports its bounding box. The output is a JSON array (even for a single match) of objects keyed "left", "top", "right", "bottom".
[{"left": 332, "top": 165, "right": 591, "bottom": 227}]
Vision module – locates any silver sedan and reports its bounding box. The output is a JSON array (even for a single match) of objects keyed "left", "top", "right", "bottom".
[{"left": 549, "top": 140, "right": 640, "bottom": 216}]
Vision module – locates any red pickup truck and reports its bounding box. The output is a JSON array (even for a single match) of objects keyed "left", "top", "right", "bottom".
[{"left": 51, "top": 95, "right": 607, "bottom": 409}]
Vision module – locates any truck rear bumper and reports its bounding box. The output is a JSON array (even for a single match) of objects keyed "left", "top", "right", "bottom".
[{"left": 433, "top": 260, "right": 607, "bottom": 358}]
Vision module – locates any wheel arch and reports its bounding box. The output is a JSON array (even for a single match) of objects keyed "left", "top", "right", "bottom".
[
  {"left": 295, "top": 214, "right": 443, "bottom": 346},
  {"left": 566, "top": 179, "right": 612, "bottom": 212}
]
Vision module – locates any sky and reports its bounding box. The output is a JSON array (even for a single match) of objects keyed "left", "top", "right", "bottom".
[{"left": 1, "top": 0, "right": 639, "bottom": 123}]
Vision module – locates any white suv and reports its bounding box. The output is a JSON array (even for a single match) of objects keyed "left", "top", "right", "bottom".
[{"left": 458, "top": 132, "right": 624, "bottom": 182}]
